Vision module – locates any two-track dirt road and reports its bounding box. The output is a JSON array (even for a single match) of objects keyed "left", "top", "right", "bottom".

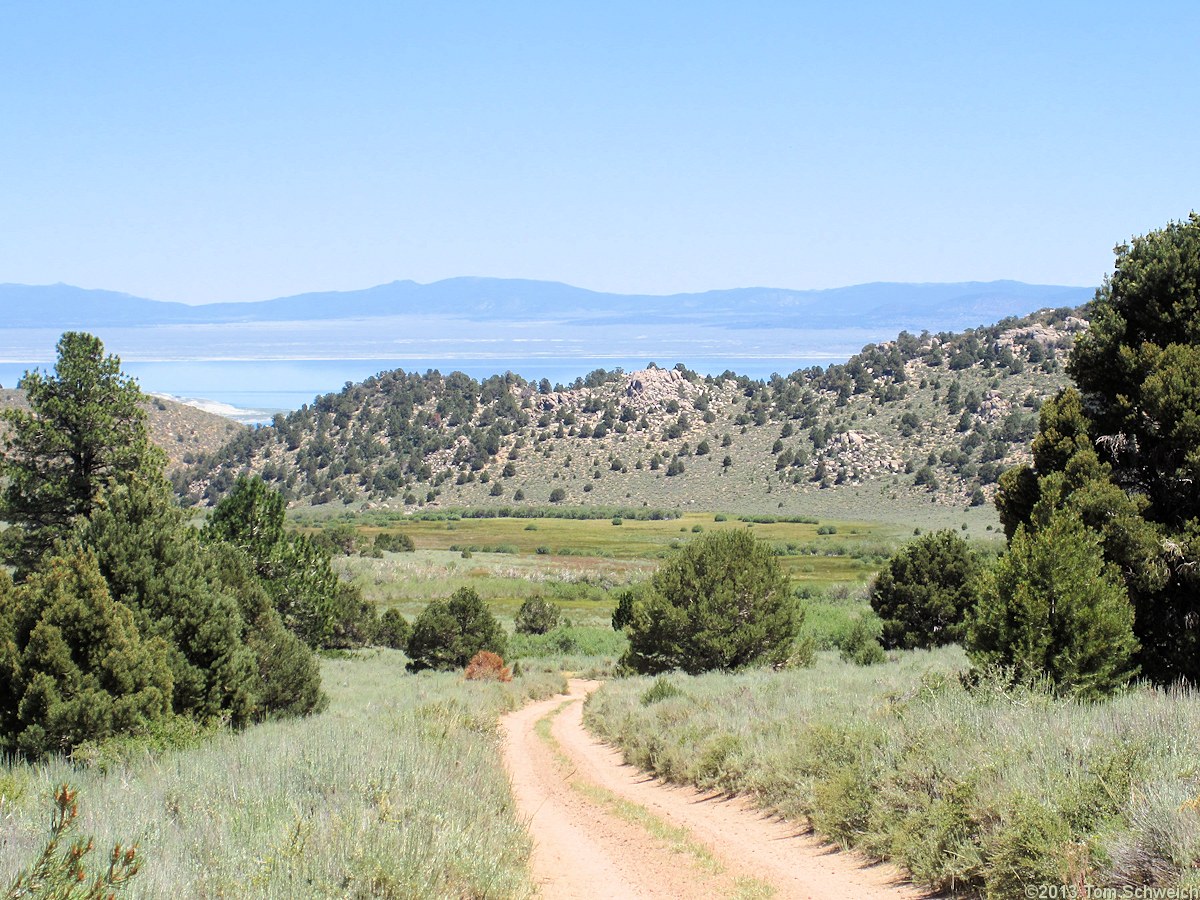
[{"left": 501, "top": 679, "right": 928, "bottom": 899}]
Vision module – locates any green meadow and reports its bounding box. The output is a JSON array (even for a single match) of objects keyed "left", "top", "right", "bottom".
[{"left": 332, "top": 512, "right": 906, "bottom": 620}]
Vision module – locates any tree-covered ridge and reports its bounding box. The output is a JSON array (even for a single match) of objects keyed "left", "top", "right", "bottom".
[{"left": 175, "top": 307, "right": 1082, "bottom": 511}]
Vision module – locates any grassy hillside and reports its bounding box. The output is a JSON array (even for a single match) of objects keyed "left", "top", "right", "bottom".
[
  {"left": 175, "top": 307, "right": 1081, "bottom": 522},
  {"left": 0, "top": 388, "right": 244, "bottom": 474}
]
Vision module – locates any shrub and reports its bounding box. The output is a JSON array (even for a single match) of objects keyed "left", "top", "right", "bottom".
[
  {"left": 513, "top": 596, "right": 561, "bottom": 635},
  {"left": 464, "top": 650, "right": 512, "bottom": 682},
  {"left": 374, "top": 532, "right": 416, "bottom": 553},
  {"left": 373, "top": 608, "right": 411, "bottom": 649},
  {"left": 622, "top": 530, "right": 799, "bottom": 674},
  {"left": 640, "top": 677, "right": 683, "bottom": 705},
  {"left": 549, "top": 488, "right": 566, "bottom": 503},
  {"left": 315, "top": 523, "right": 361, "bottom": 555},
  {"left": 406, "top": 588, "right": 507, "bottom": 672},
  {"left": 508, "top": 626, "right": 628, "bottom": 660},
  {"left": 837, "top": 614, "right": 887, "bottom": 666},
  {"left": 968, "top": 510, "right": 1138, "bottom": 698},
  {"left": 870, "top": 530, "right": 982, "bottom": 650},
  {"left": 0, "top": 551, "right": 175, "bottom": 759}
]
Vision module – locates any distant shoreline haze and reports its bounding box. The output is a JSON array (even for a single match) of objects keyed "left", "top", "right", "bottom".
[{"left": 0, "top": 276, "right": 1093, "bottom": 419}]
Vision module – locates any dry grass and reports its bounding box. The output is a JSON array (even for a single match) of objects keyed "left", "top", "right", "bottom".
[
  {"left": 586, "top": 653, "right": 1200, "bottom": 897},
  {"left": 0, "top": 652, "right": 564, "bottom": 899}
]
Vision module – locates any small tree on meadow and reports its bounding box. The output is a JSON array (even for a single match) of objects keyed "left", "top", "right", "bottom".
[
  {"left": 406, "top": 588, "right": 507, "bottom": 672},
  {"left": 373, "top": 608, "right": 411, "bottom": 649},
  {"left": 622, "top": 530, "right": 798, "bottom": 674},
  {"left": 869, "top": 530, "right": 982, "bottom": 649},
  {"left": 513, "top": 596, "right": 561, "bottom": 635},
  {"left": 967, "top": 510, "right": 1138, "bottom": 698}
]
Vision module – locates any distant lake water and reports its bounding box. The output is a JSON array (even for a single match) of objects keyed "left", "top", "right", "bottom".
[{"left": 0, "top": 356, "right": 848, "bottom": 423}]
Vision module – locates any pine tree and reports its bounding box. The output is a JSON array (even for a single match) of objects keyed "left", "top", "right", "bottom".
[
  {"left": 202, "top": 476, "right": 346, "bottom": 647},
  {"left": 0, "top": 333, "right": 160, "bottom": 572},
  {"left": 1, "top": 550, "right": 175, "bottom": 758},
  {"left": 76, "top": 477, "right": 261, "bottom": 724}
]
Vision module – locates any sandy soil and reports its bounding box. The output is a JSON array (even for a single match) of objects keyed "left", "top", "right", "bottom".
[{"left": 501, "top": 679, "right": 929, "bottom": 900}]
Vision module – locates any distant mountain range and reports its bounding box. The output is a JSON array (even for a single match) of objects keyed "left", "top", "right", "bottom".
[{"left": 0, "top": 278, "right": 1093, "bottom": 332}]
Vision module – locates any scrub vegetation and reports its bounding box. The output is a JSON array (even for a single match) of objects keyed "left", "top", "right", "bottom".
[
  {"left": 584, "top": 656, "right": 1200, "bottom": 897},
  {"left": 1, "top": 653, "right": 563, "bottom": 898}
]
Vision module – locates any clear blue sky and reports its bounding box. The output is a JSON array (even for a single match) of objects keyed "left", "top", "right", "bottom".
[{"left": 2, "top": 1, "right": 1196, "bottom": 304}]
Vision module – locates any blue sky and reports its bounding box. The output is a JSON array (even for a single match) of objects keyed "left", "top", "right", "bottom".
[{"left": 1, "top": 1, "right": 1197, "bottom": 304}]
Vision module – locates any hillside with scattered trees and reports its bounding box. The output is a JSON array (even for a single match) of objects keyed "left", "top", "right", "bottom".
[
  {"left": 174, "top": 307, "right": 1082, "bottom": 516},
  {"left": 0, "top": 387, "right": 244, "bottom": 474}
]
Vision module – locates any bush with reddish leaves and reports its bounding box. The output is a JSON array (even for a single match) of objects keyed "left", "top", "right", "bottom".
[{"left": 464, "top": 651, "right": 512, "bottom": 683}]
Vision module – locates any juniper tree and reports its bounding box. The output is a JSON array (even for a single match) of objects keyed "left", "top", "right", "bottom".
[
  {"left": 995, "top": 214, "right": 1200, "bottom": 683},
  {"left": 870, "top": 530, "right": 981, "bottom": 650},
  {"left": 406, "top": 588, "right": 506, "bottom": 672},
  {"left": 968, "top": 510, "right": 1138, "bottom": 698},
  {"left": 622, "top": 530, "right": 798, "bottom": 675}
]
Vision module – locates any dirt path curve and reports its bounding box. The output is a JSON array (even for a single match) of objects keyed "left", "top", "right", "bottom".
[{"left": 501, "top": 679, "right": 928, "bottom": 900}]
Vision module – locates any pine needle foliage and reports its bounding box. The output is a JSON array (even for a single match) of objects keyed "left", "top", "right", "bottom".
[
  {"left": 4, "top": 785, "right": 141, "bottom": 900},
  {"left": 0, "top": 333, "right": 161, "bottom": 574}
]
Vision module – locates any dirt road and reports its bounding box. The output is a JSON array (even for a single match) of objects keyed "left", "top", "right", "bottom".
[{"left": 500, "top": 679, "right": 927, "bottom": 900}]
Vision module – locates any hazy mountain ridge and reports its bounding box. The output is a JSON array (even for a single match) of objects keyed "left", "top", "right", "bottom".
[
  {"left": 0, "top": 278, "right": 1093, "bottom": 332},
  {"left": 174, "top": 307, "right": 1084, "bottom": 518}
]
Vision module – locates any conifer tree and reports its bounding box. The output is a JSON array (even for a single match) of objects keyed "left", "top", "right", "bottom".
[
  {"left": 870, "top": 530, "right": 981, "bottom": 649},
  {"left": 0, "top": 333, "right": 160, "bottom": 572},
  {"left": 202, "top": 476, "right": 345, "bottom": 647},
  {"left": 0, "top": 550, "right": 174, "bottom": 758},
  {"left": 968, "top": 510, "right": 1138, "bottom": 698},
  {"left": 406, "top": 588, "right": 506, "bottom": 672},
  {"left": 996, "top": 214, "right": 1200, "bottom": 682},
  {"left": 622, "top": 530, "right": 797, "bottom": 674}
]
